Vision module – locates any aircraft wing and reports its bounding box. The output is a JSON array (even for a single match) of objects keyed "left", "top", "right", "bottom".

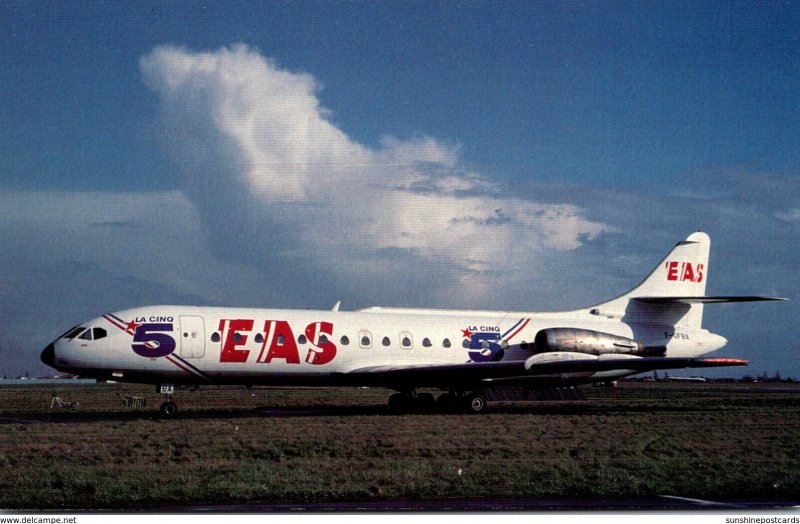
[{"left": 345, "top": 356, "right": 747, "bottom": 390}]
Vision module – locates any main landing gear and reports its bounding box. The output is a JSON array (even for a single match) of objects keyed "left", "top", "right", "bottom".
[
  {"left": 387, "top": 390, "right": 488, "bottom": 414},
  {"left": 388, "top": 391, "right": 436, "bottom": 413},
  {"left": 158, "top": 384, "right": 178, "bottom": 417}
]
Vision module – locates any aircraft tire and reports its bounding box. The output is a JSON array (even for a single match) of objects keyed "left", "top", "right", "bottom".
[
  {"left": 436, "top": 393, "right": 456, "bottom": 413},
  {"left": 416, "top": 393, "right": 436, "bottom": 413},
  {"left": 160, "top": 401, "right": 178, "bottom": 417},
  {"left": 388, "top": 393, "right": 408, "bottom": 413},
  {"left": 464, "top": 394, "right": 487, "bottom": 414}
]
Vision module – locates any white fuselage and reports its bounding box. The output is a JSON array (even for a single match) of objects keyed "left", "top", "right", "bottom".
[{"left": 47, "top": 304, "right": 726, "bottom": 388}]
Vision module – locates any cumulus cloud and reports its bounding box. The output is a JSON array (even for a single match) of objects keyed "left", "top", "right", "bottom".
[{"left": 140, "top": 45, "right": 608, "bottom": 307}]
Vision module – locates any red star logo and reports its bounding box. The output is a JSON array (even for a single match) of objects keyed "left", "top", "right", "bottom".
[
  {"left": 462, "top": 328, "right": 474, "bottom": 339},
  {"left": 126, "top": 320, "right": 140, "bottom": 333}
]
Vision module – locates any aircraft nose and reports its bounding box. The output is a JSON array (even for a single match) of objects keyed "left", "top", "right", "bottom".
[{"left": 41, "top": 343, "right": 56, "bottom": 368}]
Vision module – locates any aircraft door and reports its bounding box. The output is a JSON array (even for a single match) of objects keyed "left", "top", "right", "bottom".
[{"left": 179, "top": 316, "right": 206, "bottom": 359}]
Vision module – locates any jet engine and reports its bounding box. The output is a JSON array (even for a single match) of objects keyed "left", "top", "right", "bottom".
[{"left": 533, "top": 328, "right": 665, "bottom": 356}]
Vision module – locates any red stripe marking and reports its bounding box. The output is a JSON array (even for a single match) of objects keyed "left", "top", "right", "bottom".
[
  {"left": 501, "top": 318, "right": 525, "bottom": 339},
  {"left": 103, "top": 314, "right": 132, "bottom": 335},
  {"left": 167, "top": 355, "right": 211, "bottom": 382},
  {"left": 506, "top": 318, "right": 530, "bottom": 341},
  {"left": 165, "top": 355, "right": 194, "bottom": 376}
]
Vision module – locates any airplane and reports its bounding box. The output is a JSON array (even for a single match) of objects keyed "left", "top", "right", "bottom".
[
  {"left": 664, "top": 375, "right": 707, "bottom": 383},
  {"left": 40, "top": 231, "right": 785, "bottom": 416}
]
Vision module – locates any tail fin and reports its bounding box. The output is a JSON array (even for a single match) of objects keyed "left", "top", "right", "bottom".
[
  {"left": 591, "top": 231, "right": 785, "bottom": 328},
  {"left": 592, "top": 232, "right": 711, "bottom": 328}
]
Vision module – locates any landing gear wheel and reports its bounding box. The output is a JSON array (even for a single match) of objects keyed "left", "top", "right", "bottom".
[
  {"left": 159, "top": 401, "right": 178, "bottom": 417},
  {"left": 464, "top": 394, "right": 487, "bottom": 414},
  {"left": 436, "top": 393, "right": 456, "bottom": 413},
  {"left": 388, "top": 393, "right": 408, "bottom": 413},
  {"left": 416, "top": 393, "right": 436, "bottom": 413},
  {"left": 388, "top": 392, "right": 438, "bottom": 413}
]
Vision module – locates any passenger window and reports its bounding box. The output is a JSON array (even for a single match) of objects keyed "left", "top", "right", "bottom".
[
  {"left": 319, "top": 334, "right": 329, "bottom": 344},
  {"left": 79, "top": 329, "right": 93, "bottom": 341},
  {"left": 254, "top": 333, "right": 264, "bottom": 344},
  {"left": 382, "top": 337, "right": 391, "bottom": 347},
  {"left": 462, "top": 339, "right": 470, "bottom": 348},
  {"left": 340, "top": 336, "right": 350, "bottom": 346},
  {"left": 443, "top": 338, "right": 451, "bottom": 348},
  {"left": 401, "top": 336, "right": 412, "bottom": 349},
  {"left": 92, "top": 328, "right": 107, "bottom": 340},
  {"left": 298, "top": 334, "right": 307, "bottom": 344},
  {"left": 277, "top": 335, "right": 285, "bottom": 346},
  {"left": 359, "top": 331, "right": 372, "bottom": 348},
  {"left": 211, "top": 332, "right": 221, "bottom": 343},
  {"left": 233, "top": 333, "right": 244, "bottom": 344},
  {"left": 423, "top": 338, "right": 432, "bottom": 347}
]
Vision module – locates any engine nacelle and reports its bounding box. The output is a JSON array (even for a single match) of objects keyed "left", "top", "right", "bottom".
[{"left": 533, "top": 328, "right": 665, "bottom": 356}]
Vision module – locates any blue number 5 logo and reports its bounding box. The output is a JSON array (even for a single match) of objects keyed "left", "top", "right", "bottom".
[{"left": 132, "top": 323, "right": 176, "bottom": 358}]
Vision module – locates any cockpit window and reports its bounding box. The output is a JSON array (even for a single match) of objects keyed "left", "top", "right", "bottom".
[
  {"left": 76, "top": 327, "right": 108, "bottom": 342},
  {"left": 62, "top": 326, "right": 86, "bottom": 339}
]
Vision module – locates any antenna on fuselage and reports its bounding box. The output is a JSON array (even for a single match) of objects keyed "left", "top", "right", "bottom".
[{"left": 331, "top": 300, "right": 341, "bottom": 312}]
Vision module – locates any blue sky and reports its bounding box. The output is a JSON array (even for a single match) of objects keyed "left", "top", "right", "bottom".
[{"left": 0, "top": 1, "right": 798, "bottom": 378}]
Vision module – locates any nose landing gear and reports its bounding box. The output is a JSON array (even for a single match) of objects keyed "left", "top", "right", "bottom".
[
  {"left": 387, "top": 391, "right": 437, "bottom": 413},
  {"left": 158, "top": 384, "right": 178, "bottom": 417},
  {"left": 160, "top": 398, "right": 178, "bottom": 417}
]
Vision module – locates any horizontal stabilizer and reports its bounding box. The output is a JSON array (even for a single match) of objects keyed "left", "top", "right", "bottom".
[{"left": 633, "top": 296, "right": 787, "bottom": 304}]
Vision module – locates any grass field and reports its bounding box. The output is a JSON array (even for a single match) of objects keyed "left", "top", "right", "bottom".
[{"left": 0, "top": 382, "right": 798, "bottom": 510}]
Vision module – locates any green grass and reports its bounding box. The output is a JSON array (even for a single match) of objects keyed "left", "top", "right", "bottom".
[{"left": 0, "top": 383, "right": 798, "bottom": 509}]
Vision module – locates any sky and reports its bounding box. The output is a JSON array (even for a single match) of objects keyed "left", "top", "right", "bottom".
[{"left": 0, "top": 1, "right": 798, "bottom": 378}]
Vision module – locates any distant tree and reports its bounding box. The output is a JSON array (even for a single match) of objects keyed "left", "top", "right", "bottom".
[{"left": 773, "top": 371, "right": 782, "bottom": 383}]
